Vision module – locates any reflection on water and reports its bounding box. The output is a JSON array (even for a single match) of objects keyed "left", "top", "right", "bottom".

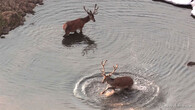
[{"left": 62, "top": 33, "right": 97, "bottom": 56}]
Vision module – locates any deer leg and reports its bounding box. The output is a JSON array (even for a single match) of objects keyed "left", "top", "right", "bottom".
[
  {"left": 79, "top": 28, "right": 83, "bottom": 34},
  {"left": 124, "top": 87, "right": 130, "bottom": 91},
  {"left": 64, "top": 31, "right": 70, "bottom": 38},
  {"left": 101, "top": 86, "right": 115, "bottom": 94}
]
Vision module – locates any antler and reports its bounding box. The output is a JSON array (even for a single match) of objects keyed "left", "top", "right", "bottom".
[
  {"left": 83, "top": 6, "right": 90, "bottom": 14},
  {"left": 100, "top": 60, "right": 107, "bottom": 76},
  {"left": 108, "top": 64, "right": 118, "bottom": 76},
  {"left": 93, "top": 4, "right": 99, "bottom": 15}
]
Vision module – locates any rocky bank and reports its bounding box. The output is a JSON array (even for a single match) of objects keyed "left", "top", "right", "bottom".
[{"left": 0, "top": 0, "right": 43, "bottom": 38}]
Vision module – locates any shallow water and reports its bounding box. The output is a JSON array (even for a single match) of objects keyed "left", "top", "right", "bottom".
[{"left": 0, "top": 0, "right": 195, "bottom": 110}]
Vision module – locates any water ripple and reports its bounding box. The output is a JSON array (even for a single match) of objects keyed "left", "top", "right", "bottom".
[{"left": 74, "top": 72, "right": 159, "bottom": 109}]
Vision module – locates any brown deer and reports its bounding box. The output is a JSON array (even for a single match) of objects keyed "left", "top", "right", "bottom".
[
  {"left": 63, "top": 4, "right": 99, "bottom": 37},
  {"left": 100, "top": 60, "right": 134, "bottom": 94}
]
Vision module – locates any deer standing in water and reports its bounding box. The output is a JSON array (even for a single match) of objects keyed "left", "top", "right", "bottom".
[
  {"left": 100, "top": 60, "right": 134, "bottom": 94},
  {"left": 63, "top": 4, "right": 99, "bottom": 38}
]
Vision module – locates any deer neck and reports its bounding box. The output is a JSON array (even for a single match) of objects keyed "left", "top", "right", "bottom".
[
  {"left": 81, "top": 15, "right": 90, "bottom": 24},
  {"left": 106, "top": 77, "right": 114, "bottom": 85}
]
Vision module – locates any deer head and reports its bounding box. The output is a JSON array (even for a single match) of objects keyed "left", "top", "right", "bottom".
[
  {"left": 83, "top": 4, "right": 99, "bottom": 22},
  {"left": 100, "top": 60, "right": 118, "bottom": 83}
]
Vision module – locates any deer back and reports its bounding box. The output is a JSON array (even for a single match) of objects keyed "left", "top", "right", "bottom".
[
  {"left": 111, "top": 76, "right": 133, "bottom": 88},
  {"left": 65, "top": 18, "right": 86, "bottom": 32}
]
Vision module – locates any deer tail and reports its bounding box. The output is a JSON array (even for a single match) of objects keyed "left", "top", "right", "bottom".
[{"left": 63, "top": 23, "right": 67, "bottom": 31}]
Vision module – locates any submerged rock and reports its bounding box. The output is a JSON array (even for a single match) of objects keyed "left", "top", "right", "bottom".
[
  {"left": 0, "top": 0, "right": 43, "bottom": 37},
  {"left": 0, "top": 36, "right": 5, "bottom": 39},
  {"left": 187, "top": 62, "right": 195, "bottom": 66}
]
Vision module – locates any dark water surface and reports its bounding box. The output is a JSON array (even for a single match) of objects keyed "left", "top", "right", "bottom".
[{"left": 0, "top": 0, "right": 195, "bottom": 110}]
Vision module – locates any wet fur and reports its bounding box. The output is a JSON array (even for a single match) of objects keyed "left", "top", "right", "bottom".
[
  {"left": 63, "top": 16, "right": 89, "bottom": 33},
  {"left": 108, "top": 77, "right": 133, "bottom": 89}
]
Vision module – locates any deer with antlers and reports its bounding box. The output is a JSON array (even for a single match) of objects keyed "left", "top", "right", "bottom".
[
  {"left": 100, "top": 60, "right": 134, "bottom": 94},
  {"left": 63, "top": 4, "right": 99, "bottom": 38}
]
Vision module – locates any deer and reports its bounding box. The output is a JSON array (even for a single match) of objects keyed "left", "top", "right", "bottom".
[
  {"left": 63, "top": 4, "right": 99, "bottom": 38},
  {"left": 100, "top": 60, "right": 134, "bottom": 95}
]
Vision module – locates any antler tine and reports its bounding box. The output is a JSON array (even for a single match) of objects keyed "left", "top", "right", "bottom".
[
  {"left": 83, "top": 6, "right": 90, "bottom": 14},
  {"left": 93, "top": 4, "right": 99, "bottom": 15},
  {"left": 100, "top": 60, "right": 107, "bottom": 76},
  {"left": 109, "top": 64, "right": 118, "bottom": 76}
]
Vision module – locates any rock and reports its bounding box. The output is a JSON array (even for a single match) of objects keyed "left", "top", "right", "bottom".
[
  {"left": 1, "top": 11, "right": 24, "bottom": 34},
  {"left": 2, "top": 11, "right": 23, "bottom": 26},
  {"left": 0, "top": 0, "right": 44, "bottom": 36},
  {"left": 0, "top": 36, "right": 5, "bottom": 39},
  {"left": 191, "top": 1, "right": 195, "bottom": 17},
  {"left": 29, "top": 0, "right": 44, "bottom": 5},
  {"left": 187, "top": 62, "right": 195, "bottom": 66}
]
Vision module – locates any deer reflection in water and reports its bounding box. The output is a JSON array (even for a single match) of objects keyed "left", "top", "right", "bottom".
[{"left": 62, "top": 33, "right": 97, "bottom": 56}]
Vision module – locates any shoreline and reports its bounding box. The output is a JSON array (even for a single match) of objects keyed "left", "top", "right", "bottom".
[{"left": 0, "top": 0, "right": 43, "bottom": 38}]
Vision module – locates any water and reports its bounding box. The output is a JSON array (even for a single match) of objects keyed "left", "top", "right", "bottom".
[{"left": 0, "top": 0, "right": 195, "bottom": 110}]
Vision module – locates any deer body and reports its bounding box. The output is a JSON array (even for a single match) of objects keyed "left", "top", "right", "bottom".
[
  {"left": 106, "top": 77, "right": 133, "bottom": 89},
  {"left": 63, "top": 16, "right": 90, "bottom": 35},
  {"left": 63, "top": 4, "right": 98, "bottom": 38},
  {"left": 100, "top": 60, "right": 134, "bottom": 94}
]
